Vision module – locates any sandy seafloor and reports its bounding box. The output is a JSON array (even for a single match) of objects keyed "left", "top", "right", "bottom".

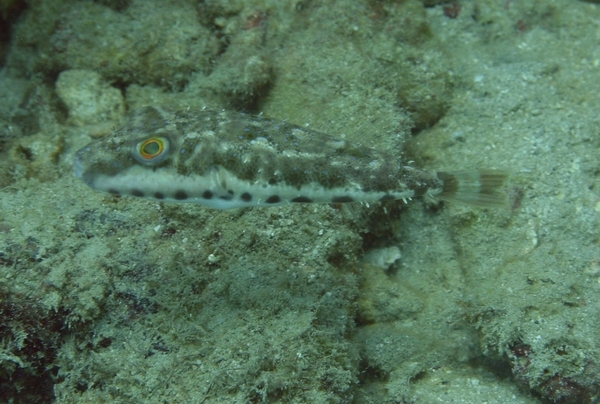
[{"left": 0, "top": 0, "right": 599, "bottom": 403}]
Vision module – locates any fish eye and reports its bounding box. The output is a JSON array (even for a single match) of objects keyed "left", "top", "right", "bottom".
[{"left": 133, "top": 136, "right": 170, "bottom": 165}]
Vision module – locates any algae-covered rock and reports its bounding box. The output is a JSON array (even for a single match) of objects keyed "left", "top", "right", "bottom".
[
  {"left": 9, "top": 0, "right": 221, "bottom": 87},
  {"left": 56, "top": 69, "right": 125, "bottom": 129}
]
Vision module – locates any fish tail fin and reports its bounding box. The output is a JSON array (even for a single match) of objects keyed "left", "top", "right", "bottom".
[{"left": 436, "top": 170, "right": 509, "bottom": 208}]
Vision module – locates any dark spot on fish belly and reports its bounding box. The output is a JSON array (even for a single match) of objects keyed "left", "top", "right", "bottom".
[
  {"left": 174, "top": 190, "right": 188, "bottom": 200},
  {"left": 265, "top": 195, "right": 281, "bottom": 204},
  {"left": 202, "top": 190, "right": 214, "bottom": 200},
  {"left": 241, "top": 192, "right": 252, "bottom": 202},
  {"left": 131, "top": 189, "right": 145, "bottom": 197},
  {"left": 154, "top": 192, "right": 165, "bottom": 200},
  {"left": 291, "top": 196, "right": 313, "bottom": 203},
  {"left": 331, "top": 196, "right": 354, "bottom": 203}
]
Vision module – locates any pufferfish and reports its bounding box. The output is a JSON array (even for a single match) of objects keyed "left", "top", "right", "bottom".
[{"left": 73, "top": 106, "right": 507, "bottom": 209}]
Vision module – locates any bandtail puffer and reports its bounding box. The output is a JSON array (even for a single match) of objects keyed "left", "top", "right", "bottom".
[{"left": 73, "top": 107, "right": 508, "bottom": 210}]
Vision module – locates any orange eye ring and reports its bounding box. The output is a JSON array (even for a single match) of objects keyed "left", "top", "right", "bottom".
[
  {"left": 134, "top": 136, "right": 170, "bottom": 165},
  {"left": 139, "top": 137, "right": 166, "bottom": 159}
]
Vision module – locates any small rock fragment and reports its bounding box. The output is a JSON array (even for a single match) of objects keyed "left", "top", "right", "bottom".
[{"left": 362, "top": 246, "right": 402, "bottom": 270}]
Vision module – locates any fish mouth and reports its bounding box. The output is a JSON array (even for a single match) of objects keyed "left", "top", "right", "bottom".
[
  {"left": 73, "top": 150, "right": 85, "bottom": 179},
  {"left": 73, "top": 147, "right": 97, "bottom": 188}
]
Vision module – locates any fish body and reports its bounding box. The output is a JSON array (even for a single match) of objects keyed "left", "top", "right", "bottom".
[{"left": 74, "top": 107, "right": 507, "bottom": 209}]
